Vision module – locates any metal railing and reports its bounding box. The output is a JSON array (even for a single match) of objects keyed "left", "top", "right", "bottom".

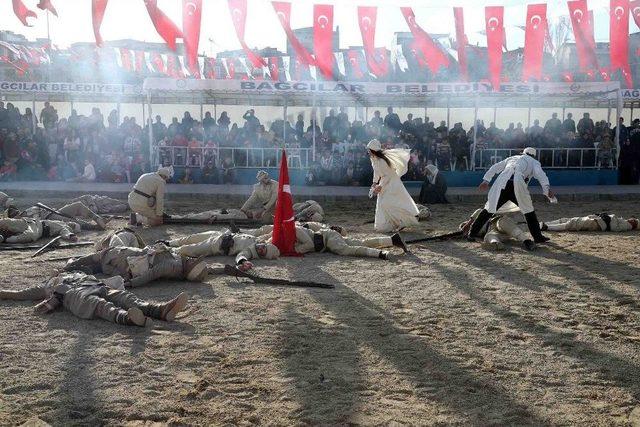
[
  {"left": 473, "top": 147, "right": 617, "bottom": 170},
  {"left": 154, "top": 146, "right": 313, "bottom": 169}
]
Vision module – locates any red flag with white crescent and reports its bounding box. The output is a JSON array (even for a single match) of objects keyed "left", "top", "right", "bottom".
[
  {"left": 92, "top": 0, "right": 108, "bottom": 46},
  {"left": 272, "top": 150, "right": 298, "bottom": 256},
  {"left": 268, "top": 57, "right": 280, "bottom": 81},
  {"left": 568, "top": 0, "right": 599, "bottom": 72},
  {"left": 118, "top": 48, "right": 133, "bottom": 71},
  {"left": 12, "top": 0, "right": 37, "bottom": 26},
  {"left": 228, "top": 0, "right": 267, "bottom": 67},
  {"left": 134, "top": 50, "right": 146, "bottom": 73},
  {"left": 313, "top": 4, "right": 334, "bottom": 78},
  {"left": 523, "top": 3, "right": 547, "bottom": 81},
  {"left": 37, "top": 0, "right": 57, "bottom": 16},
  {"left": 347, "top": 50, "right": 364, "bottom": 79},
  {"left": 357, "top": 6, "right": 385, "bottom": 77},
  {"left": 204, "top": 57, "right": 216, "bottom": 79},
  {"left": 485, "top": 6, "right": 504, "bottom": 90},
  {"left": 400, "top": 7, "right": 450, "bottom": 74},
  {"left": 630, "top": 0, "right": 640, "bottom": 26},
  {"left": 182, "top": 0, "right": 202, "bottom": 75},
  {"left": 610, "top": 0, "right": 633, "bottom": 87},
  {"left": 144, "top": 0, "right": 183, "bottom": 51},
  {"left": 453, "top": 7, "right": 468, "bottom": 81},
  {"left": 272, "top": 2, "right": 316, "bottom": 66}
]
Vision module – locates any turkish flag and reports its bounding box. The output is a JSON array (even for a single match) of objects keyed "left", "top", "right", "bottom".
[
  {"left": 561, "top": 71, "right": 574, "bottom": 82},
  {"left": 357, "top": 6, "right": 386, "bottom": 77},
  {"left": 600, "top": 67, "right": 612, "bottom": 81},
  {"left": 147, "top": 51, "right": 165, "bottom": 74},
  {"left": 372, "top": 48, "right": 389, "bottom": 78},
  {"left": 92, "top": 0, "right": 108, "bottom": 46},
  {"left": 523, "top": 4, "right": 547, "bottom": 81},
  {"left": 610, "top": 0, "right": 633, "bottom": 87},
  {"left": 631, "top": 0, "right": 640, "bottom": 27},
  {"left": 166, "top": 55, "right": 184, "bottom": 78},
  {"left": 37, "top": 0, "right": 57, "bottom": 16},
  {"left": 313, "top": 4, "right": 334, "bottom": 79},
  {"left": 144, "top": 0, "right": 182, "bottom": 51},
  {"left": 182, "top": 0, "right": 202, "bottom": 75},
  {"left": 272, "top": 2, "right": 316, "bottom": 66},
  {"left": 568, "top": 0, "right": 599, "bottom": 72},
  {"left": 228, "top": 0, "right": 267, "bottom": 67},
  {"left": 204, "top": 57, "right": 216, "bottom": 79},
  {"left": 485, "top": 6, "right": 504, "bottom": 90},
  {"left": 12, "top": 0, "right": 37, "bottom": 26},
  {"left": 347, "top": 50, "right": 364, "bottom": 79},
  {"left": 400, "top": 7, "right": 450, "bottom": 75},
  {"left": 272, "top": 150, "right": 298, "bottom": 256},
  {"left": 134, "top": 50, "right": 146, "bottom": 73},
  {"left": 118, "top": 48, "right": 133, "bottom": 71},
  {"left": 453, "top": 7, "right": 468, "bottom": 81},
  {"left": 268, "top": 57, "right": 280, "bottom": 81}
]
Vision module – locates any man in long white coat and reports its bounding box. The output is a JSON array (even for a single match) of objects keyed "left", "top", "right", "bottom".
[
  {"left": 128, "top": 166, "right": 173, "bottom": 226},
  {"left": 467, "top": 147, "right": 553, "bottom": 243},
  {"left": 541, "top": 214, "right": 638, "bottom": 232}
]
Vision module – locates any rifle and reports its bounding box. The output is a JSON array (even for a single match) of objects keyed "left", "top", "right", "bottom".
[
  {"left": 405, "top": 230, "right": 464, "bottom": 244},
  {"left": 0, "top": 241, "right": 94, "bottom": 251},
  {"left": 32, "top": 235, "right": 62, "bottom": 257},
  {"left": 211, "top": 264, "right": 335, "bottom": 289},
  {"left": 163, "top": 217, "right": 262, "bottom": 227},
  {"left": 36, "top": 202, "right": 74, "bottom": 220}
]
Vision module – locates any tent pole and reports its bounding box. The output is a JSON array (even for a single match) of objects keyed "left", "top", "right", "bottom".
[
  {"left": 471, "top": 93, "right": 478, "bottom": 171},
  {"left": 312, "top": 91, "right": 317, "bottom": 162},
  {"left": 142, "top": 101, "right": 146, "bottom": 130},
  {"left": 446, "top": 96, "right": 450, "bottom": 128},
  {"left": 283, "top": 98, "right": 287, "bottom": 146},
  {"left": 117, "top": 101, "right": 121, "bottom": 125},
  {"left": 527, "top": 96, "right": 532, "bottom": 128},
  {"left": 492, "top": 106, "right": 497, "bottom": 125},
  {"left": 607, "top": 102, "right": 612, "bottom": 126},
  {"left": 562, "top": 106, "right": 566, "bottom": 121},
  {"left": 31, "top": 94, "right": 36, "bottom": 134},
  {"left": 631, "top": 105, "right": 634, "bottom": 123},
  {"left": 615, "top": 92, "right": 622, "bottom": 166}
]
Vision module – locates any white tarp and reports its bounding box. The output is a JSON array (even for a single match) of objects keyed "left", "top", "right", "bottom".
[{"left": 143, "top": 78, "right": 620, "bottom": 98}]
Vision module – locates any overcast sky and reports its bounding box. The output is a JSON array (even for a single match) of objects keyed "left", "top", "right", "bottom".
[{"left": 1, "top": 0, "right": 635, "bottom": 55}]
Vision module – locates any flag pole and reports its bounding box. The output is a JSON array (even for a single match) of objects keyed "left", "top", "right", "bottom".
[{"left": 46, "top": 9, "right": 52, "bottom": 82}]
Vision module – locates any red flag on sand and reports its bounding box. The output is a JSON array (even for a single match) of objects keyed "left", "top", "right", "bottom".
[{"left": 272, "top": 150, "right": 298, "bottom": 256}]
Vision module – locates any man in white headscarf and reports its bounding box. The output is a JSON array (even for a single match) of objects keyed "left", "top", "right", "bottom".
[
  {"left": 419, "top": 164, "right": 448, "bottom": 204},
  {"left": 128, "top": 165, "right": 173, "bottom": 226},
  {"left": 467, "top": 147, "right": 553, "bottom": 243},
  {"left": 241, "top": 170, "right": 278, "bottom": 222},
  {"left": 367, "top": 139, "right": 419, "bottom": 232}
]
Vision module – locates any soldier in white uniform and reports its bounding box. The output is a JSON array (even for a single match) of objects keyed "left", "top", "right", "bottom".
[
  {"left": 0, "top": 272, "right": 189, "bottom": 327},
  {"left": 468, "top": 147, "right": 553, "bottom": 243},
  {"left": 241, "top": 170, "right": 278, "bottom": 222},
  {"left": 94, "top": 227, "right": 146, "bottom": 251},
  {"left": 293, "top": 200, "right": 325, "bottom": 222},
  {"left": 71, "top": 194, "right": 129, "bottom": 214},
  {"left": 128, "top": 166, "right": 173, "bottom": 226},
  {"left": 64, "top": 244, "right": 208, "bottom": 288},
  {"left": 0, "top": 217, "right": 80, "bottom": 243},
  {"left": 461, "top": 205, "right": 536, "bottom": 251},
  {"left": 541, "top": 214, "right": 638, "bottom": 232},
  {"left": 0, "top": 191, "right": 15, "bottom": 211},
  {"left": 17, "top": 201, "right": 107, "bottom": 230},
  {"left": 174, "top": 231, "right": 280, "bottom": 265},
  {"left": 169, "top": 208, "right": 249, "bottom": 223}
]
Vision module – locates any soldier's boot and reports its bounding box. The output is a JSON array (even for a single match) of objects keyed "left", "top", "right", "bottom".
[
  {"left": 523, "top": 239, "right": 536, "bottom": 251},
  {"left": 379, "top": 250, "right": 393, "bottom": 261},
  {"left": 391, "top": 233, "right": 408, "bottom": 253},
  {"left": 125, "top": 307, "right": 147, "bottom": 327},
  {"left": 146, "top": 292, "right": 189, "bottom": 322},
  {"left": 467, "top": 209, "right": 492, "bottom": 240},
  {"left": 183, "top": 256, "right": 208, "bottom": 282},
  {"left": 540, "top": 222, "right": 548, "bottom": 231},
  {"left": 525, "top": 212, "right": 550, "bottom": 243}
]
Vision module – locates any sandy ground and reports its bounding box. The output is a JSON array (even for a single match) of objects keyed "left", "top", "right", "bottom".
[{"left": 1, "top": 195, "right": 640, "bottom": 426}]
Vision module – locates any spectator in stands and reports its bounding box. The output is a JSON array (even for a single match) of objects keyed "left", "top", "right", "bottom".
[
  {"left": 242, "top": 109, "right": 260, "bottom": 137},
  {"left": 218, "top": 111, "right": 231, "bottom": 130},
  {"left": 202, "top": 112, "right": 215, "bottom": 136},
  {"left": 68, "top": 158, "right": 96, "bottom": 182},
  {"left": 167, "top": 117, "right": 180, "bottom": 137},
  {"left": 153, "top": 115, "right": 167, "bottom": 141},
  {"left": 0, "top": 160, "right": 17, "bottom": 181},
  {"left": 40, "top": 102, "right": 58, "bottom": 130},
  {"left": 295, "top": 114, "right": 304, "bottom": 140},
  {"left": 322, "top": 109, "right": 338, "bottom": 140},
  {"left": 562, "top": 113, "right": 576, "bottom": 134},
  {"left": 419, "top": 164, "right": 448, "bottom": 204},
  {"left": 201, "top": 160, "right": 219, "bottom": 184},
  {"left": 383, "top": 107, "right": 402, "bottom": 134},
  {"left": 369, "top": 110, "right": 383, "bottom": 128},
  {"left": 528, "top": 119, "right": 544, "bottom": 145},
  {"left": 544, "top": 112, "right": 562, "bottom": 138},
  {"left": 577, "top": 112, "right": 595, "bottom": 143}
]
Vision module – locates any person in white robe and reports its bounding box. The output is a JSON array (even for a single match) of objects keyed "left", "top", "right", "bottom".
[
  {"left": 467, "top": 147, "right": 553, "bottom": 243},
  {"left": 367, "top": 139, "right": 419, "bottom": 233}
]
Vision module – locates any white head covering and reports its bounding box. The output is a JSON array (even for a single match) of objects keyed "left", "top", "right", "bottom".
[
  {"left": 256, "top": 170, "right": 269, "bottom": 180},
  {"left": 426, "top": 164, "right": 439, "bottom": 185},
  {"left": 157, "top": 165, "right": 174, "bottom": 178},
  {"left": 0, "top": 191, "right": 14, "bottom": 209},
  {"left": 523, "top": 147, "right": 537, "bottom": 157},
  {"left": 366, "top": 139, "right": 382, "bottom": 152},
  {"left": 260, "top": 243, "right": 280, "bottom": 259}
]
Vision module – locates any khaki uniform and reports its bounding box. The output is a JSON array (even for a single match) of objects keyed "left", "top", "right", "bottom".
[
  {"left": 293, "top": 200, "right": 324, "bottom": 222},
  {"left": 72, "top": 195, "right": 129, "bottom": 214},
  {"left": 171, "top": 208, "right": 248, "bottom": 222},
  {"left": 24, "top": 202, "right": 104, "bottom": 229},
  {"left": 169, "top": 230, "right": 224, "bottom": 247},
  {"left": 175, "top": 232, "right": 257, "bottom": 261},
  {"left": 0, "top": 272, "right": 179, "bottom": 326},
  {"left": 294, "top": 225, "right": 390, "bottom": 258},
  {"left": 64, "top": 245, "right": 203, "bottom": 288},
  {"left": 0, "top": 218, "right": 78, "bottom": 243},
  {"left": 545, "top": 214, "right": 633, "bottom": 232},
  {"left": 128, "top": 172, "right": 166, "bottom": 224},
  {"left": 241, "top": 179, "right": 278, "bottom": 221},
  {"left": 95, "top": 228, "right": 145, "bottom": 251},
  {"left": 468, "top": 209, "right": 530, "bottom": 249}
]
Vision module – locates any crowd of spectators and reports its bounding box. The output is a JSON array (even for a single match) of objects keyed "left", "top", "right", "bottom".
[{"left": 1, "top": 101, "right": 639, "bottom": 186}]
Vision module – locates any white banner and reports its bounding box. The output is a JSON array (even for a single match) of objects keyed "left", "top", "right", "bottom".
[
  {"left": 143, "top": 78, "right": 620, "bottom": 98},
  {"left": 0, "top": 81, "right": 141, "bottom": 95},
  {"left": 620, "top": 88, "right": 640, "bottom": 100}
]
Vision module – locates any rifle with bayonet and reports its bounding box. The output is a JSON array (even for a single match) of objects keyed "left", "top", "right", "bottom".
[
  {"left": 405, "top": 230, "right": 464, "bottom": 244},
  {"left": 35, "top": 202, "right": 75, "bottom": 219},
  {"left": 0, "top": 241, "right": 94, "bottom": 251},
  {"left": 210, "top": 264, "right": 335, "bottom": 289}
]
